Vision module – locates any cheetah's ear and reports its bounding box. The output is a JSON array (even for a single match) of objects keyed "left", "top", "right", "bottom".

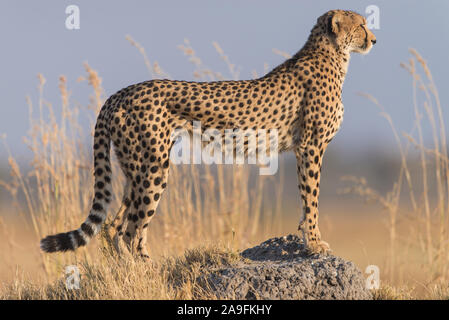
[{"left": 328, "top": 12, "right": 343, "bottom": 35}]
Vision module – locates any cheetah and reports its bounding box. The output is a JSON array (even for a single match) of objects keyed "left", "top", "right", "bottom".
[{"left": 40, "top": 10, "right": 376, "bottom": 257}]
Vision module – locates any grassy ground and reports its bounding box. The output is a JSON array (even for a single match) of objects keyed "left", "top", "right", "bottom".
[
  {"left": 0, "top": 43, "right": 448, "bottom": 299},
  {"left": 0, "top": 241, "right": 243, "bottom": 300}
]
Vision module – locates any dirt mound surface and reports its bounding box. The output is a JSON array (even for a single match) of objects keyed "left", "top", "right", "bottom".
[{"left": 200, "top": 234, "right": 372, "bottom": 300}]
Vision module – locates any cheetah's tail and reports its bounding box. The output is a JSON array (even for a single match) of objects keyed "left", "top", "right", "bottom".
[{"left": 40, "top": 104, "right": 113, "bottom": 253}]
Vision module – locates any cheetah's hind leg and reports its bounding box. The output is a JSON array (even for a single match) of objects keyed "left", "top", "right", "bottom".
[{"left": 102, "top": 180, "right": 133, "bottom": 257}]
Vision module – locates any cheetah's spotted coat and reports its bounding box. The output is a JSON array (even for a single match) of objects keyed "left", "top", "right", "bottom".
[{"left": 41, "top": 10, "right": 376, "bottom": 257}]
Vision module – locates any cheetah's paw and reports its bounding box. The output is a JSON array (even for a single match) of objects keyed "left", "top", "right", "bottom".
[{"left": 306, "top": 239, "right": 331, "bottom": 255}]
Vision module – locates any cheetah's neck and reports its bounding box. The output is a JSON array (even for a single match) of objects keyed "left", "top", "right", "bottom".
[
  {"left": 266, "top": 34, "right": 350, "bottom": 85},
  {"left": 299, "top": 36, "right": 350, "bottom": 78}
]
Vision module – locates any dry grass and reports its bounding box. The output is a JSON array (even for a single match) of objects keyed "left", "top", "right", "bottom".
[
  {"left": 0, "top": 38, "right": 448, "bottom": 299},
  {"left": 342, "top": 49, "right": 449, "bottom": 297},
  {"left": 0, "top": 242, "right": 240, "bottom": 300}
]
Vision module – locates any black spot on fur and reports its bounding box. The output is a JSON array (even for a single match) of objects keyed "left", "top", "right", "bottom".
[{"left": 81, "top": 223, "right": 94, "bottom": 237}]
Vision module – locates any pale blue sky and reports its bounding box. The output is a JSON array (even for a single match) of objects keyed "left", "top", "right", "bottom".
[{"left": 1, "top": 0, "right": 448, "bottom": 158}]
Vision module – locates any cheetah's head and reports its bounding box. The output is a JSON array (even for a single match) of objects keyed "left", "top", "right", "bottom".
[{"left": 317, "top": 10, "right": 377, "bottom": 55}]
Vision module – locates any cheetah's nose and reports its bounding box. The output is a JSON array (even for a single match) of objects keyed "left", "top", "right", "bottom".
[{"left": 371, "top": 39, "right": 377, "bottom": 45}]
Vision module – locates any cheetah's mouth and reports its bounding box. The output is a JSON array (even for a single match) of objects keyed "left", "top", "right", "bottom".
[
  {"left": 361, "top": 42, "right": 368, "bottom": 51},
  {"left": 358, "top": 44, "right": 371, "bottom": 55}
]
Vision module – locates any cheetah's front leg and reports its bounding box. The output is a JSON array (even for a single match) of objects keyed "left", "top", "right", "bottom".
[{"left": 295, "top": 146, "right": 330, "bottom": 254}]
